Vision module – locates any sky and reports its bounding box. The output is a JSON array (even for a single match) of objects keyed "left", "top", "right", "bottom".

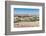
[{"left": 14, "top": 8, "right": 39, "bottom": 15}]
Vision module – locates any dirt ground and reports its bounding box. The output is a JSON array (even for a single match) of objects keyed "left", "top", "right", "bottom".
[{"left": 14, "top": 21, "right": 39, "bottom": 28}]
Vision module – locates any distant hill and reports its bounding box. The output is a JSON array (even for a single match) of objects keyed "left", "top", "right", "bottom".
[{"left": 14, "top": 14, "right": 39, "bottom": 17}]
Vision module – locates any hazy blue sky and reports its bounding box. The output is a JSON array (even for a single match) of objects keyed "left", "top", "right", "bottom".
[{"left": 14, "top": 8, "right": 39, "bottom": 15}]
